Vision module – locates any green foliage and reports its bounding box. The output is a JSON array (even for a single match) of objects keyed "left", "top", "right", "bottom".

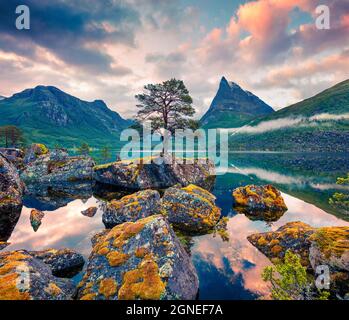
[
  {"left": 135, "top": 79, "right": 196, "bottom": 134},
  {"left": 262, "top": 250, "right": 329, "bottom": 300},
  {"left": 78, "top": 143, "right": 91, "bottom": 156},
  {"left": 329, "top": 173, "right": 349, "bottom": 211}
]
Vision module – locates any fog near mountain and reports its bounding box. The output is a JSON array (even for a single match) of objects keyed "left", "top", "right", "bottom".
[{"left": 227, "top": 113, "right": 349, "bottom": 135}]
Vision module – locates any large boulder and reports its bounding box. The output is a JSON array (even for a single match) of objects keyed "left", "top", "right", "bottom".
[
  {"left": 93, "top": 156, "right": 215, "bottom": 190},
  {"left": 102, "top": 190, "right": 161, "bottom": 228},
  {"left": 21, "top": 144, "right": 95, "bottom": 185},
  {"left": 0, "top": 250, "right": 75, "bottom": 300},
  {"left": 29, "top": 248, "right": 85, "bottom": 278},
  {"left": 161, "top": 184, "right": 221, "bottom": 233},
  {"left": 76, "top": 215, "right": 199, "bottom": 300},
  {"left": 233, "top": 185, "right": 288, "bottom": 221},
  {"left": 248, "top": 222, "right": 349, "bottom": 297},
  {"left": 0, "top": 153, "right": 23, "bottom": 242}
]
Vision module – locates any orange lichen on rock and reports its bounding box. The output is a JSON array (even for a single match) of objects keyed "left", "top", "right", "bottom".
[
  {"left": 118, "top": 255, "right": 166, "bottom": 300},
  {"left": 309, "top": 226, "right": 349, "bottom": 258},
  {"left": 45, "top": 282, "right": 62, "bottom": 297},
  {"left": 80, "top": 293, "right": 97, "bottom": 300},
  {"left": 99, "top": 278, "right": 117, "bottom": 299},
  {"left": 135, "top": 247, "right": 149, "bottom": 258},
  {"left": 106, "top": 251, "right": 130, "bottom": 267}
]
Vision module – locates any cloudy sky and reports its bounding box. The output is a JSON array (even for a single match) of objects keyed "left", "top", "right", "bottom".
[{"left": 0, "top": 0, "right": 348, "bottom": 119}]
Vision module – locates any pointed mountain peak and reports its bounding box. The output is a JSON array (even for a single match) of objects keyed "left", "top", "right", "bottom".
[{"left": 219, "top": 76, "right": 243, "bottom": 92}]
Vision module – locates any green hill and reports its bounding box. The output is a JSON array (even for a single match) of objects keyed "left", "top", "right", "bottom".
[
  {"left": 229, "top": 80, "right": 349, "bottom": 152},
  {"left": 0, "top": 86, "right": 130, "bottom": 148}
]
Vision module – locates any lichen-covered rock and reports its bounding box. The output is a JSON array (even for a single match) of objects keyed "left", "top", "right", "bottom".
[
  {"left": 0, "top": 250, "right": 75, "bottom": 300},
  {"left": 77, "top": 215, "right": 199, "bottom": 300},
  {"left": 0, "top": 153, "right": 23, "bottom": 242},
  {"left": 247, "top": 222, "right": 315, "bottom": 267},
  {"left": 21, "top": 145, "right": 95, "bottom": 185},
  {"left": 23, "top": 143, "right": 49, "bottom": 164},
  {"left": 309, "top": 227, "right": 349, "bottom": 273},
  {"left": 30, "top": 209, "right": 45, "bottom": 232},
  {"left": 248, "top": 222, "right": 349, "bottom": 298},
  {"left": 233, "top": 185, "right": 288, "bottom": 220},
  {"left": 29, "top": 248, "right": 85, "bottom": 278},
  {"left": 102, "top": 190, "right": 161, "bottom": 228},
  {"left": 93, "top": 156, "right": 215, "bottom": 190},
  {"left": 0, "top": 148, "right": 25, "bottom": 169},
  {"left": 161, "top": 184, "right": 221, "bottom": 233},
  {"left": 81, "top": 207, "right": 98, "bottom": 218}
]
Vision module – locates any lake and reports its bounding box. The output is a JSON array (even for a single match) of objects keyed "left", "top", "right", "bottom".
[{"left": 3, "top": 152, "right": 349, "bottom": 300}]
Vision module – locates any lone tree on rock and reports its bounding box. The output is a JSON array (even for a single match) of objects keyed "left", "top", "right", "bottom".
[{"left": 135, "top": 79, "right": 197, "bottom": 134}]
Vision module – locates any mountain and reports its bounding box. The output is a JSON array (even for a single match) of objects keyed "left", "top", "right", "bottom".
[
  {"left": 0, "top": 86, "right": 130, "bottom": 147},
  {"left": 230, "top": 79, "right": 349, "bottom": 152},
  {"left": 255, "top": 79, "right": 349, "bottom": 122},
  {"left": 200, "top": 77, "right": 274, "bottom": 128}
]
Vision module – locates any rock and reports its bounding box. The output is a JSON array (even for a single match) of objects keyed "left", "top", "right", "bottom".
[
  {"left": 77, "top": 215, "right": 199, "bottom": 300},
  {"left": 23, "top": 143, "right": 49, "bottom": 164},
  {"left": 247, "top": 222, "right": 315, "bottom": 267},
  {"left": 0, "top": 148, "right": 25, "bottom": 169},
  {"left": 248, "top": 222, "right": 349, "bottom": 297},
  {"left": 0, "top": 250, "right": 75, "bottom": 300},
  {"left": 21, "top": 144, "right": 95, "bottom": 185},
  {"left": 161, "top": 184, "right": 221, "bottom": 233},
  {"left": 0, "top": 242, "right": 9, "bottom": 251},
  {"left": 29, "top": 248, "right": 85, "bottom": 278},
  {"left": 102, "top": 190, "right": 161, "bottom": 228},
  {"left": 308, "top": 227, "right": 349, "bottom": 273},
  {"left": 30, "top": 209, "right": 45, "bottom": 232},
  {"left": 81, "top": 207, "right": 98, "bottom": 218},
  {"left": 93, "top": 156, "right": 215, "bottom": 190},
  {"left": 0, "top": 153, "right": 23, "bottom": 242},
  {"left": 233, "top": 185, "right": 288, "bottom": 220}
]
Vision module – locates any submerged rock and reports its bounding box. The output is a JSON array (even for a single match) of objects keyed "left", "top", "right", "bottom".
[
  {"left": 162, "top": 184, "right": 221, "bottom": 233},
  {"left": 0, "top": 153, "right": 23, "bottom": 242},
  {"left": 30, "top": 209, "right": 45, "bottom": 232},
  {"left": 0, "top": 250, "right": 75, "bottom": 300},
  {"left": 93, "top": 156, "right": 215, "bottom": 190},
  {"left": 30, "top": 248, "right": 85, "bottom": 278},
  {"left": 77, "top": 215, "right": 199, "bottom": 300},
  {"left": 102, "top": 190, "right": 161, "bottom": 228},
  {"left": 233, "top": 185, "right": 287, "bottom": 220},
  {"left": 248, "top": 222, "right": 349, "bottom": 297},
  {"left": 21, "top": 144, "right": 95, "bottom": 185},
  {"left": 81, "top": 206, "right": 98, "bottom": 218}
]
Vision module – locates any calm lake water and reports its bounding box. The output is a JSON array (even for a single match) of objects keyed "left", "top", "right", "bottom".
[{"left": 3, "top": 152, "right": 349, "bottom": 300}]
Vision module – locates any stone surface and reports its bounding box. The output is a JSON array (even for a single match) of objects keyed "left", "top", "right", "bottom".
[
  {"left": 0, "top": 153, "right": 23, "bottom": 242},
  {"left": 77, "top": 215, "right": 199, "bottom": 300},
  {"left": 0, "top": 148, "right": 25, "bottom": 169},
  {"left": 102, "top": 190, "right": 161, "bottom": 228},
  {"left": 248, "top": 222, "right": 314, "bottom": 267},
  {"left": 29, "top": 248, "right": 85, "bottom": 278},
  {"left": 30, "top": 209, "right": 45, "bottom": 232},
  {"left": 81, "top": 207, "right": 98, "bottom": 218},
  {"left": 21, "top": 144, "right": 95, "bottom": 185},
  {"left": 248, "top": 222, "right": 349, "bottom": 297},
  {"left": 233, "top": 184, "right": 288, "bottom": 220},
  {"left": 0, "top": 250, "right": 75, "bottom": 300},
  {"left": 93, "top": 156, "right": 215, "bottom": 190},
  {"left": 162, "top": 184, "right": 221, "bottom": 233}
]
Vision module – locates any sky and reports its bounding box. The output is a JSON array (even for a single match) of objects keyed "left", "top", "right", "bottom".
[{"left": 0, "top": 0, "right": 348, "bottom": 119}]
